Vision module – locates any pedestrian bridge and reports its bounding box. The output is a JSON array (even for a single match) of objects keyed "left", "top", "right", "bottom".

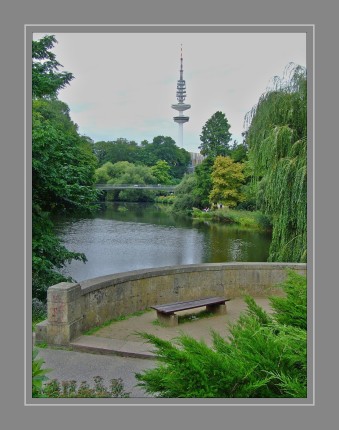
[{"left": 96, "top": 184, "right": 177, "bottom": 192}]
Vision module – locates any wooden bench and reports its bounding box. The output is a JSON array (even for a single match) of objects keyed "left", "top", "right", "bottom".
[{"left": 151, "top": 297, "right": 230, "bottom": 327}]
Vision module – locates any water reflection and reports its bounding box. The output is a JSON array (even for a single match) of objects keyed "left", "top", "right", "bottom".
[{"left": 54, "top": 202, "right": 271, "bottom": 282}]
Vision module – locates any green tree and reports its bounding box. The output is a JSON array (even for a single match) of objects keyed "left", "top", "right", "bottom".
[
  {"left": 245, "top": 64, "right": 307, "bottom": 262},
  {"left": 209, "top": 156, "right": 245, "bottom": 207},
  {"left": 32, "top": 35, "right": 74, "bottom": 99},
  {"left": 94, "top": 162, "right": 113, "bottom": 184},
  {"left": 93, "top": 139, "right": 140, "bottom": 166},
  {"left": 139, "top": 136, "right": 190, "bottom": 179},
  {"left": 172, "top": 174, "right": 201, "bottom": 214},
  {"left": 93, "top": 136, "right": 190, "bottom": 180},
  {"left": 32, "top": 36, "right": 98, "bottom": 302},
  {"left": 199, "top": 111, "right": 232, "bottom": 158},
  {"left": 151, "top": 160, "right": 172, "bottom": 184},
  {"left": 94, "top": 161, "right": 158, "bottom": 202},
  {"left": 229, "top": 140, "right": 248, "bottom": 163},
  {"left": 92, "top": 141, "right": 115, "bottom": 165},
  {"left": 193, "top": 156, "right": 214, "bottom": 208},
  {"left": 95, "top": 161, "right": 156, "bottom": 186},
  {"left": 32, "top": 99, "right": 98, "bottom": 211}
]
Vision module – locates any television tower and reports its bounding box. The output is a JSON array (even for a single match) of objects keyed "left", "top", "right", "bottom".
[{"left": 171, "top": 45, "right": 191, "bottom": 148}]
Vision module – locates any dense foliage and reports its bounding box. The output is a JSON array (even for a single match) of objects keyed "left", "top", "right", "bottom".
[
  {"left": 93, "top": 135, "right": 190, "bottom": 180},
  {"left": 171, "top": 64, "right": 307, "bottom": 264},
  {"left": 32, "top": 348, "right": 51, "bottom": 397},
  {"left": 245, "top": 63, "right": 307, "bottom": 262},
  {"left": 192, "top": 207, "right": 271, "bottom": 230},
  {"left": 136, "top": 271, "right": 307, "bottom": 398},
  {"left": 199, "top": 111, "right": 232, "bottom": 157},
  {"left": 32, "top": 36, "right": 99, "bottom": 305},
  {"left": 171, "top": 174, "right": 201, "bottom": 214},
  {"left": 95, "top": 161, "right": 158, "bottom": 202},
  {"left": 151, "top": 160, "right": 173, "bottom": 184},
  {"left": 209, "top": 156, "right": 245, "bottom": 207},
  {"left": 192, "top": 156, "right": 214, "bottom": 208},
  {"left": 32, "top": 35, "right": 73, "bottom": 100},
  {"left": 172, "top": 111, "right": 249, "bottom": 211}
]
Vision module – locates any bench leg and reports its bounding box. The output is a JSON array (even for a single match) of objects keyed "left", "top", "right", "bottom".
[
  {"left": 206, "top": 303, "right": 227, "bottom": 315},
  {"left": 156, "top": 311, "right": 178, "bottom": 327}
]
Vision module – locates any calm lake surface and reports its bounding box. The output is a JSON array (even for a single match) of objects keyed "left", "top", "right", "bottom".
[{"left": 55, "top": 202, "right": 272, "bottom": 282}]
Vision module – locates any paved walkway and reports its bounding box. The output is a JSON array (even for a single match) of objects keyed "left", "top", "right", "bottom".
[
  {"left": 36, "top": 297, "right": 273, "bottom": 398},
  {"left": 37, "top": 347, "right": 156, "bottom": 397}
]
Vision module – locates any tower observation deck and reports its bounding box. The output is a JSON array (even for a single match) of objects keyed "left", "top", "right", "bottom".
[{"left": 171, "top": 46, "right": 191, "bottom": 147}]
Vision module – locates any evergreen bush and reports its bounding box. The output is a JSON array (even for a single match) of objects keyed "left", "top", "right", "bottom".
[{"left": 136, "top": 270, "right": 307, "bottom": 398}]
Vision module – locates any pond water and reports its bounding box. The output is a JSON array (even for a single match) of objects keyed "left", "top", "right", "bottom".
[{"left": 54, "top": 202, "right": 272, "bottom": 282}]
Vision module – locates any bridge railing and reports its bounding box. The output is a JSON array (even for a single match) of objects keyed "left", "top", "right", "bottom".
[{"left": 95, "top": 183, "right": 177, "bottom": 191}]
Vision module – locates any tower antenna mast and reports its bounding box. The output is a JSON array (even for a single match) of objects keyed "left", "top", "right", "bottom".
[{"left": 171, "top": 45, "right": 191, "bottom": 148}]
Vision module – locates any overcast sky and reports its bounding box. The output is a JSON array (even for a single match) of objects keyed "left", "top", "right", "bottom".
[{"left": 34, "top": 32, "right": 306, "bottom": 153}]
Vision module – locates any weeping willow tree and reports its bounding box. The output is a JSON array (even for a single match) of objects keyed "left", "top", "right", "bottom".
[{"left": 245, "top": 63, "right": 307, "bottom": 262}]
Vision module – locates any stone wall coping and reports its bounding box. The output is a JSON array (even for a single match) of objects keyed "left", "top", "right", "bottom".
[{"left": 78, "top": 262, "right": 306, "bottom": 296}]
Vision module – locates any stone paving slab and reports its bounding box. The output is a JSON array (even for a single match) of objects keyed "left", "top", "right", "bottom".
[{"left": 70, "top": 335, "right": 156, "bottom": 359}]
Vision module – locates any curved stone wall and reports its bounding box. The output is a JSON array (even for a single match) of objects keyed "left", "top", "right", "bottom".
[{"left": 36, "top": 262, "right": 306, "bottom": 346}]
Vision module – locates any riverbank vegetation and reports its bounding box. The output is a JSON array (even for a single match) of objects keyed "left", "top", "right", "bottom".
[
  {"left": 170, "top": 63, "right": 307, "bottom": 263},
  {"left": 93, "top": 135, "right": 190, "bottom": 179},
  {"left": 136, "top": 271, "right": 307, "bottom": 398},
  {"left": 32, "top": 35, "right": 100, "bottom": 320},
  {"left": 245, "top": 64, "right": 307, "bottom": 262},
  {"left": 192, "top": 208, "right": 271, "bottom": 230}
]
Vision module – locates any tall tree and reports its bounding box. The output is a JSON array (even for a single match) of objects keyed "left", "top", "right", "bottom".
[
  {"left": 151, "top": 160, "right": 172, "bottom": 184},
  {"left": 32, "top": 35, "right": 74, "bottom": 99},
  {"left": 199, "top": 111, "right": 232, "bottom": 158},
  {"left": 32, "top": 36, "right": 98, "bottom": 303},
  {"left": 245, "top": 63, "right": 307, "bottom": 262},
  {"left": 193, "top": 157, "right": 215, "bottom": 208},
  {"left": 209, "top": 156, "right": 245, "bottom": 207}
]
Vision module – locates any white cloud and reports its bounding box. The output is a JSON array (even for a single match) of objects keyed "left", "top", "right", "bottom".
[{"left": 34, "top": 31, "right": 306, "bottom": 153}]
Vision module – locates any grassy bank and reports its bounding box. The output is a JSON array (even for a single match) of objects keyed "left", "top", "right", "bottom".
[{"left": 192, "top": 207, "right": 272, "bottom": 230}]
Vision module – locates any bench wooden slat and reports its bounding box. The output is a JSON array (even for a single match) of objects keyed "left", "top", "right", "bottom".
[{"left": 151, "top": 296, "right": 229, "bottom": 314}]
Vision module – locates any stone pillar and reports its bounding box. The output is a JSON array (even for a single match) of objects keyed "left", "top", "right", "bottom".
[
  {"left": 156, "top": 311, "right": 179, "bottom": 327},
  {"left": 206, "top": 303, "right": 227, "bottom": 315},
  {"left": 35, "top": 282, "right": 82, "bottom": 346}
]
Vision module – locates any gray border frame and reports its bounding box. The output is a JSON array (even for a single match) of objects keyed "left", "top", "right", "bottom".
[
  {"left": 25, "top": 24, "right": 313, "bottom": 406},
  {"left": 4, "top": 0, "right": 339, "bottom": 426}
]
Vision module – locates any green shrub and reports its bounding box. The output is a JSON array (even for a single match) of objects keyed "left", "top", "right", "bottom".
[
  {"left": 269, "top": 269, "right": 307, "bottom": 330},
  {"left": 43, "top": 377, "right": 130, "bottom": 398},
  {"left": 32, "top": 298, "right": 47, "bottom": 330},
  {"left": 154, "top": 195, "right": 175, "bottom": 204},
  {"left": 32, "top": 348, "right": 52, "bottom": 397},
  {"left": 136, "top": 271, "right": 307, "bottom": 398}
]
